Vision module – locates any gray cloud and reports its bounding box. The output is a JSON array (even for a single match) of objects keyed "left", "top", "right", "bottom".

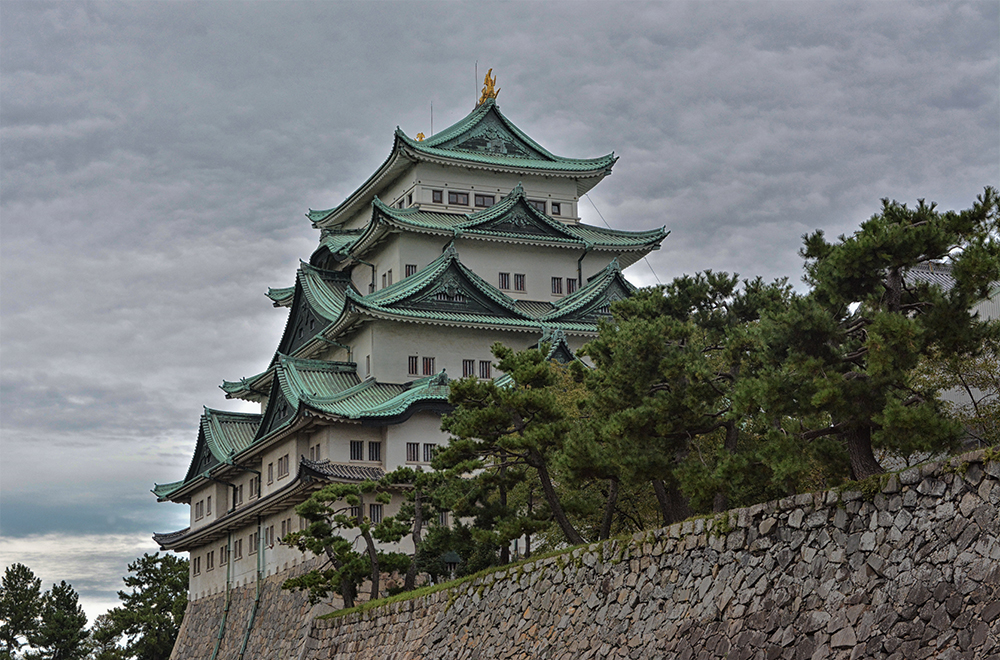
[{"left": 2, "top": 0, "right": 997, "bottom": 621}]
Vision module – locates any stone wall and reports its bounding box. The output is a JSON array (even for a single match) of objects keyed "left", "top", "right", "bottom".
[{"left": 172, "top": 450, "right": 1000, "bottom": 659}]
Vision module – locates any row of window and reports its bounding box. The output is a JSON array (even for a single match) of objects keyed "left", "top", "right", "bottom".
[
  {"left": 462, "top": 359, "right": 492, "bottom": 379},
  {"left": 406, "top": 442, "right": 437, "bottom": 464},
  {"left": 194, "top": 496, "right": 212, "bottom": 521},
  {"left": 551, "top": 277, "right": 578, "bottom": 295},
  {"left": 408, "top": 356, "right": 436, "bottom": 376},
  {"left": 425, "top": 189, "right": 563, "bottom": 215},
  {"left": 350, "top": 440, "right": 382, "bottom": 462}
]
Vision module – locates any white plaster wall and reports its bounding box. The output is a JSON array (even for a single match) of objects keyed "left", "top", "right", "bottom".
[{"left": 384, "top": 411, "right": 449, "bottom": 472}]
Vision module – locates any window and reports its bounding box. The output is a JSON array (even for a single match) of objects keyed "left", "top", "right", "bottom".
[
  {"left": 233, "top": 539, "right": 243, "bottom": 560},
  {"left": 479, "top": 360, "right": 492, "bottom": 379},
  {"left": 405, "top": 264, "right": 417, "bottom": 277},
  {"left": 250, "top": 476, "right": 260, "bottom": 499},
  {"left": 514, "top": 274, "right": 525, "bottom": 292},
  {"left": 370, "top": 504, "right": 383, "bottom": 524},
  {"left": 448, "top": 191, "right": 469, "bottom": 205},
  {"left": 192, "top": 557, "right": 201, "bottom": 576},
  {"left": 234, "top": 484, "right": 244, "bottom": 507},
  {"left": 277, "top": 454, "right": 289, "bottom": 479},
  {"left": 498, "top": 272, "right": 511, "bottom": 290},
  {"left": 406, "top": 194, "right": 412, "bottom": 206},
  {"left": 280, "top": 517, "right": 293, "bottom": 539},
  {"left": 567, "top": 278, "right": 578, "bottom": 294},
  {"left": 308, "top": 443, "right": 321, "bottom": 461},
  {"left": 366, "top": 355, "right": 371, "bottom": 377},
  {"left": 382, "top": 273, "right": 387, "bottom": 289},
  {"left": 299, "top": 516, "right": 307, "bottom": 531},
  {"left": 265, "top": 525, "right": 275, "bottom": 547},
  {"left": 422, "top": 357, "right": 435, "bottom": 375},
  {"left": 462, "top": 359, "right": 475, "bottom": 377},
  {"left": 350, "top": 440, "right": 364, "bottom": 461},
  {"left": 349, "top": 505, "right": 361, "bottom": 520},
  {"left": 408, "top": 356, "right": 419, "bottom": 375},
  {"left": 220, "top": 544, "right": 229, "bottom": 566},
  {"left": 423, "top": 443, "right": 435, "bottom": 463},
  {"left": 249, "top": 531, "right": 259, "bottom": 555},
  {"left": 397, "top": 200, "right": 404, "bottom": 209},
  {"left": 206, "top": 496, "right": 212, "bottom": 516},
  {"left": 551, "top": 277, "right": 563, "bottom": 295},
  {"left": 474, "top": 193, "right": 495, "bottom": 208},
  {"left": 368, "top": 441, "right": 382, "bottom": 462},
  {"left": 267, "top": 463, "right": 274, "bottom": 485},
  {"left": 406, "top": 442, "right": 420, "bottom": 463},
  {"left": 387, "top": 269, "right": 392, "bottom": 286},
  {"left": 551, "top": 202, "right": 562, "bottom": 215},
  {"left": 206, "top": 551, "right": 214, "bottom": 572},
  {"left": 432, "top": 190, "right": 443, "bottom": 203},
  {"left": 527, "top": 199, "right": 546, "bottom": 212},
  {"left": 194, "top": 500, "right": 204, "bottom": 520},
  {"left": 439, "top": 511, "right": 449, "bottom": 527}
]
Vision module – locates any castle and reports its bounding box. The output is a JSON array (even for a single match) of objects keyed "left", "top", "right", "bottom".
[{"left": 152, "top": 82, "right": 667, "bottom": 602}]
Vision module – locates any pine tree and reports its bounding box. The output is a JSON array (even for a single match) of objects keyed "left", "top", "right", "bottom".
[
  {"left": 0, "top": 563, "right": 42, "bottom": 659},
  {"left": 29, "top": 581, "right": 88, "bottom": 660},
  {"left": 102, "top": 553, "right": 187, "bottom": 660}
]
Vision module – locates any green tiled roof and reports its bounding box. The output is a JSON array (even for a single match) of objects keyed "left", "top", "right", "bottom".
[
  {"left": 310, "top": 99, "right": 616, "bottom": 229},
  {"left": 165, "top": 408, "right": 263, "bottom": 499},
  {"left": 266, "top": 286, "right": 295, "bottom": 307},
  {"left": 396, "top": 99, "right": 617, "bottom": 173},
  {"left": 152, "top": 480, "right": 185, "bottom": 500},
  {"left": 540, "top": 259, "right": 636, "bottom": 324},
  {"left": 220, "top": 368, "right": 271, "bottom": 401},
  {"left": 319, "top": 227, "right": 366, "bottom": 259}
]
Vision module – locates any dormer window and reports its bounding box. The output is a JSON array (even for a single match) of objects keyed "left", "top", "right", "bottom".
[
  {"left": 448, "top": 191, "right": 469, "bottom": 206},
  {"left": 474, "top": 194, "right": 495, "bottom": 208}
]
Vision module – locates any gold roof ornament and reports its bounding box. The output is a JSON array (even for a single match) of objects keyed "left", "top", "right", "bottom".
[
  {"left": 416, "top": 132, "right": 425, "bottom": 141},
  {"left": 476, "top": 68, "right": 500, "bottom": 106}
]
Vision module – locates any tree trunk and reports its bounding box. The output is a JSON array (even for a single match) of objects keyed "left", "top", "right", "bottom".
[
  {"left": 404, "top": 489, "right": 423, "bottom": 591},
  {"left": 532, "top": 453, "right": 585, "bottom": 545},
  {"left": 499, "top": 451, "right": 510, "bottom": 564},
  {"left": 652, "top": 478, "right": 692, "bottom": 526},
  {"left": 355, "top": 495, "right": 380, "bottom": 601},
  {"left": 845, "top": 425, "right": 884, "bottom": 480},
  {"left": 598, "top": 478, "right": 619, "bottom": 541},
  {"left": 712, "top": 420, "right": 740, "bottom": 512},
  {"left": 323, "top": 547, "right": 354, "bottom": 609}
]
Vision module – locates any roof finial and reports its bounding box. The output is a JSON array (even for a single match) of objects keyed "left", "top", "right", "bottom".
[
  {"left": 416, "top": 133, "right": 425, "bottom": 141},
  {"left": 477, "top": 68, "right": 500, "bottom": 107}
]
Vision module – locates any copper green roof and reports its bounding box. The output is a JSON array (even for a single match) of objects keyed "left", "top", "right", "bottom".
[
  {"left": 266, "top": 286, "right": 295, "bottom": 308},
  {"left": 311, "top": 99, "right": 616, "bottom": 229},
  {"left": 540, "top": 259, "right": 636, "bottom": 324},
  {"left": 333, "top": 185, "right": 665, "bottom": 268}
]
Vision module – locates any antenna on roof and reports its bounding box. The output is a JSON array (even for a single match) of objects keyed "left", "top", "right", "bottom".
[
  {"left": 475, "top": 61, "right": 478, "bottom": 105},
  {"left": 431, "top": 102, "right": 433, "bottom": 136}
]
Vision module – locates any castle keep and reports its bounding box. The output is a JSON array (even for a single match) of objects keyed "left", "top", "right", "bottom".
[{"left": 152, "top": 88, "right": 667, "bottom": 602}]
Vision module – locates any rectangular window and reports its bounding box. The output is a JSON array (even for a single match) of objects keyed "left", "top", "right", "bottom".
[
  {"left": 408, "top": 356, "right": 419, "bottom": 375},
  {"left": 422, "top": 357, "right": 435, "bottom": 375},
  {"left": 498, "top": 272, "right": 510, "bottom": 290},
  {"left": 423, "top": 443, "right": 435, "bottom": 463},
  {"left": 234, "top": 539, "right": 243, "bottom": 560},
  {"left": 432, "top": 190, "right": 443, "bottom": 204},
  {"left": 349, "top": 505, "right": 361, "bottom": 520},
  {"left": 192, "top": 557, "right": 201, "bottom": 576},
  {"left": 406, "top": 442, "right": 420, "bottom": 463},
  {"left": 206, "top": 496, "right": 212, "bottom": 516},
  {"left": 527, "top": 199, "right": 546, "bottom": 212},
  {"left": 368, "top": 442, "right": 382, "bottom": 462},
  {"left": 382, "top": 273, "right": 387, "bottom": 289},
  {"left": 479, "top": 360, "right": 492, "bottom": 379},
  {"left": 350, "top": 440, "right": 364, "bottom": 461},
  {"left": 462, "top": 359, "right": 475, "bottom": 377},
  {"left": 370, "top": 504, "right": 383, "bottom": 524},
  {"left": 194, "top": 501, "right": 204, "bottom": 520},
  {"left": 220, "top": 544, "right": 229, "bottom": 566},
  {"left": 299, "top": 516, "right": 307, "bottom": 531},
  {"left": 439, "top": 511, "right": 449, "bottom": 527},
  {"left": 387, "top": 269, "right": 392, "bottom": 286},
  {"left": 249, "top": 476, "right": 260, "bottom": 499},
  {"left": 448, "top": 191, "right": 469, "bottom": 205},
  {"left": 267, "top": 463, "right": 274, "bottom": 484},
  {"left": 280, "top": 519, "right": 287, "bottom": 539},
  {"left": 265, "top": 525, "right": 275, "bottom": 547},
  {"left": 406, "top": 194, "right": 412, "bottom": 206},
  {"left": 235, "top": 484, "right": 243, "bottom": 507},
  {"left": 405, "top": 264, "right": 417, "bottom": 277},
  {"left": 308, "top": 444, "right": 320, "bottom": 461},
  {"left": 474, "top": 193, "right": 495, "bottom": 208},
  {"left": 398, "top": 199, "right": 404, "bottom": 209},
  {"left": 551, "top": 202, "right": 562, "bottom": 216},
  {"left": 514, "top": 274, "right": 525, "bottom": 292},
  {"left": 277, "top": 454, "right": 289, "bottom": 479},
  {"left": 551, "top": 277, "right": 563, "bottom": 295},
  {"left": 249, "top": 531, "right": 259, "bottom": 555},
  {"left": 566, "top": 278, "right": 578, "bottom": 294},
  {"left": 366, "top": 355, "right": 371, "bottom": 377},
  {"left": 206, "top": 551, "right": 214, "bottom": 572}
]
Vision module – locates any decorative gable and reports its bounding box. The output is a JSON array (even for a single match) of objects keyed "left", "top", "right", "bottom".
[
  {"left": 459, "top": 185, "right": 579, "bottom": 242},
  {"left": 400, "top": 263, "right": 517, "bottom": 317},
  {"left": 435, "top": 109, "right": 548, "bottom": 160},
  {"left": 255, "top": 381, "right": 297, "bottom": 441}
]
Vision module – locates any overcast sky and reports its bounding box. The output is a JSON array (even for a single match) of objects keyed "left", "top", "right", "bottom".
[{"left": 1, "top": 0, "right": 997, "bottom": 621}]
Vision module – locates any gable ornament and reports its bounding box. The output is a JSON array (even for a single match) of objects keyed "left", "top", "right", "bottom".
[{"left": 476, "top": 68, "right": 500, "bottom": 106}]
